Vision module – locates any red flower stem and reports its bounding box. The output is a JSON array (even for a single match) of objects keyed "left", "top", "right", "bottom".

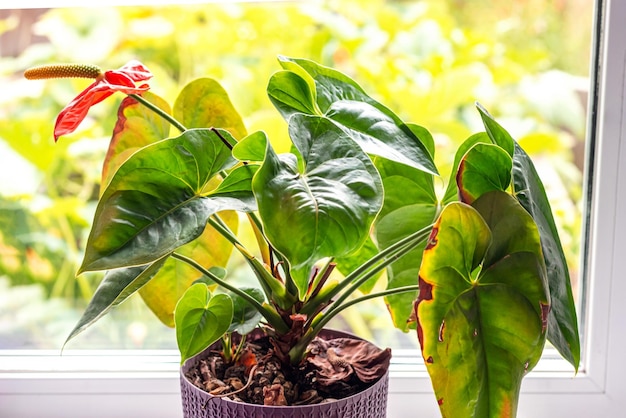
[{"left": 128, "top": 93, "right": 187, "bottom": 133}]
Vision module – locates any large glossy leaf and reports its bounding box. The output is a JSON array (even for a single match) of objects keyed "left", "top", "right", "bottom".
[
  {"left": 253, "top": 114, "right": 383, "bottom": 297},
  {"left": 268, "top": 56, "right": 437, "bottom": 176},
  {"left": 325, "top": 100, "right": 438, "bottom": 175},
  {"left": 175, "top": 284, "right": 233, "bottom": 365},
  {"left": 102, "top": 92, "right": 172, "bottom": 189},
  {"left": 139, "top": 210, "right": 239, "bottom": 327},
  {"left": 477, "top": 107, "right": 580, "bottom": 369},
  {"left": 79, "top": 128, "right": 253, "bottom": 273},
  {"left": 456, "top": 143, "right": 512, "bottom": 204},
  {"left": 173, "top": 78, "right": 247, "bottom": 139},
  {"left": 65, "top": 256, "right": 168, "bottom": 346},
  {"left": 417, "top": 191, "right": 549, "bottom": 418}
]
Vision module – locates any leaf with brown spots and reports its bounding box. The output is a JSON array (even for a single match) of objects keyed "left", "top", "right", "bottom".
[{"left": 416, "top": 191, "right": 549, "bottom": 418}]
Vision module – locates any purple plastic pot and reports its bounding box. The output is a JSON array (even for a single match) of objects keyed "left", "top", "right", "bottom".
[{"left": 180, "top": 329, "right": 389, "bottom": 418}]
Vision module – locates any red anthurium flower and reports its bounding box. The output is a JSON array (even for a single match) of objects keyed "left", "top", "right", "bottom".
[
  {"left": 25, "top": 60, "right": 153, "bottom": 141},
  {"left": 54, "top": 60, "right": 152, "bottom": 141}
]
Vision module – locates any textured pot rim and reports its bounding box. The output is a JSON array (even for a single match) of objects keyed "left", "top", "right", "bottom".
[{"left": 180, "top": 328, "right": 390, "bottom": 410}]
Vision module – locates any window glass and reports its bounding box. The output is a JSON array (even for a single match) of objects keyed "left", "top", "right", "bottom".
[{"left": 0, "top": 0, "right": 594, "bottom": 351}]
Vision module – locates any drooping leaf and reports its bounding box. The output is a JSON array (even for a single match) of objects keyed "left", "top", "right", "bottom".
[
  {"left": 64, "top": 256, "right": 168, "bottom": 347},
  {"left": 102, "top": 92, "right": 171, "bottom": 189},
  {"left": 139, "top": 211, "right": 239, "bottom": 327},
  {"left": 253, "top": 114, "right": 383, "bottom": 297},
  {"left": 173, "top": 78, "right": 247, "bottom": 140},
  {"left": 175, "top": 284, "right": 233, "bottom": 364},
  {"left": 476, "top": 105, "right": 580, "bottom": 369},
  {"left": 79, "top": 128, "right": 254, "bottom": 273},
  {"left": 416, "top": 191, "right": 549, "bottom": 418},
  {"left": 512, "top": 142, "right": 581, "bottom": 369},
  {"left": 306, "top": 337, "right": 392, "bottom": 386},
  {"left": 270, "top": 56, "right": 437, "bottom": 176},
  {"left": 456, "top": 142, "right": 512, "bottom": 204},
  {"left": 228, "top": 287, "right": 265, "bottom": 335}
]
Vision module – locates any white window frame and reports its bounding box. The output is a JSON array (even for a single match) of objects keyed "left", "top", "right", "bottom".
[{"left": 2, "top": 0, "right": 626, "bottom": 417}]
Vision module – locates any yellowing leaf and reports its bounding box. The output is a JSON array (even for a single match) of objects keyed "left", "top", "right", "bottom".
[
  {"left": 173, "top": 78, "right": 247, "bottom": 140},
  {"left": 102, "top": 92, "right": 172, "bottom": 189}
]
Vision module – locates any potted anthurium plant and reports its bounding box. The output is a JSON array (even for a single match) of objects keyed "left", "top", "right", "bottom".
[{"left": 25, "top": 56, "right": 579, "bottom": 418}]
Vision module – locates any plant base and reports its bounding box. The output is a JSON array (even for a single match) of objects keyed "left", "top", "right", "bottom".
[{"left": 179, "top": 329, "right": 389, "bottom": 418}]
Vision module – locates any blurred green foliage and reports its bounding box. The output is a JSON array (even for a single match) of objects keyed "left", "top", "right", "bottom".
[{"left": 0, "top": 0, "right": 592, "bottom": 348}]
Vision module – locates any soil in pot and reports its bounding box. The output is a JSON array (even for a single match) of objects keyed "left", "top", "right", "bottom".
[{"left": 184, "top": 330, "right": 391, "bottom": 407}]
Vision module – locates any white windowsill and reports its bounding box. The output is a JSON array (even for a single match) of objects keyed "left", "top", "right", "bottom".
[{"left": 0, "top": 347, "right": 593, "bottom": 418}]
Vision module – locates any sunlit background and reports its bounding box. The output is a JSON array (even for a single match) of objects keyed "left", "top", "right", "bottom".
[{"left": 0, "top": 0, "right": 593, "bottom": 351}]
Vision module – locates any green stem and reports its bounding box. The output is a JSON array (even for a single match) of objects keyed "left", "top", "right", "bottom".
[
  {"left": 301, "top": 224, "right": 432, "bottom": 315},
  {"left": 129, "top": 93, "right": 187, "bottom": 133},
  {"left": 242, "top": 210, "right": 298, "bottom": 298},
  {"left": 342, "top": 224, "right": 432, "bottom": 291},
  {"left": 210, "top": 214, "right": 240, "bottom": 244},
  {"left": 310, "top": 285, "right": 420, "bottom": 332},
  {"left": 288, "top": 285, "right": 421, "bottom": 365},
  {"left": 221, "top": 334, "right": 233, "bottom": 363},
  {"left": 207, "top": 216, "right": 295, "bottom": 310},
  {"left": 206, "top": 216, "right": 270, "bottom": 296}
]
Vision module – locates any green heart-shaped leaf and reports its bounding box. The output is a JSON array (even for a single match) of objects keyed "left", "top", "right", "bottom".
[
  {"left": 373, "top": 155, "right": 438, "bottom": 330},
  {"left": 232, "top": 131, "right": 269, "bottom": 162},
  {"left": 175, "top": 284, "right": 233, "bottom": 365},
  {"left": 80, "top": 128, "right": 253, "bottom": 273},
  {"left": 211, "top": 165, "right": 258, "bottom": 197},
  {"left": 253, "top": 114, "right": 383, "bottom": 297}
]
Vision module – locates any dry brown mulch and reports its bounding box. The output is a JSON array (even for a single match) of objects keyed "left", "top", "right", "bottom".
[{"left": 184, "top": 333, "right": 391, "bottom": 406}]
